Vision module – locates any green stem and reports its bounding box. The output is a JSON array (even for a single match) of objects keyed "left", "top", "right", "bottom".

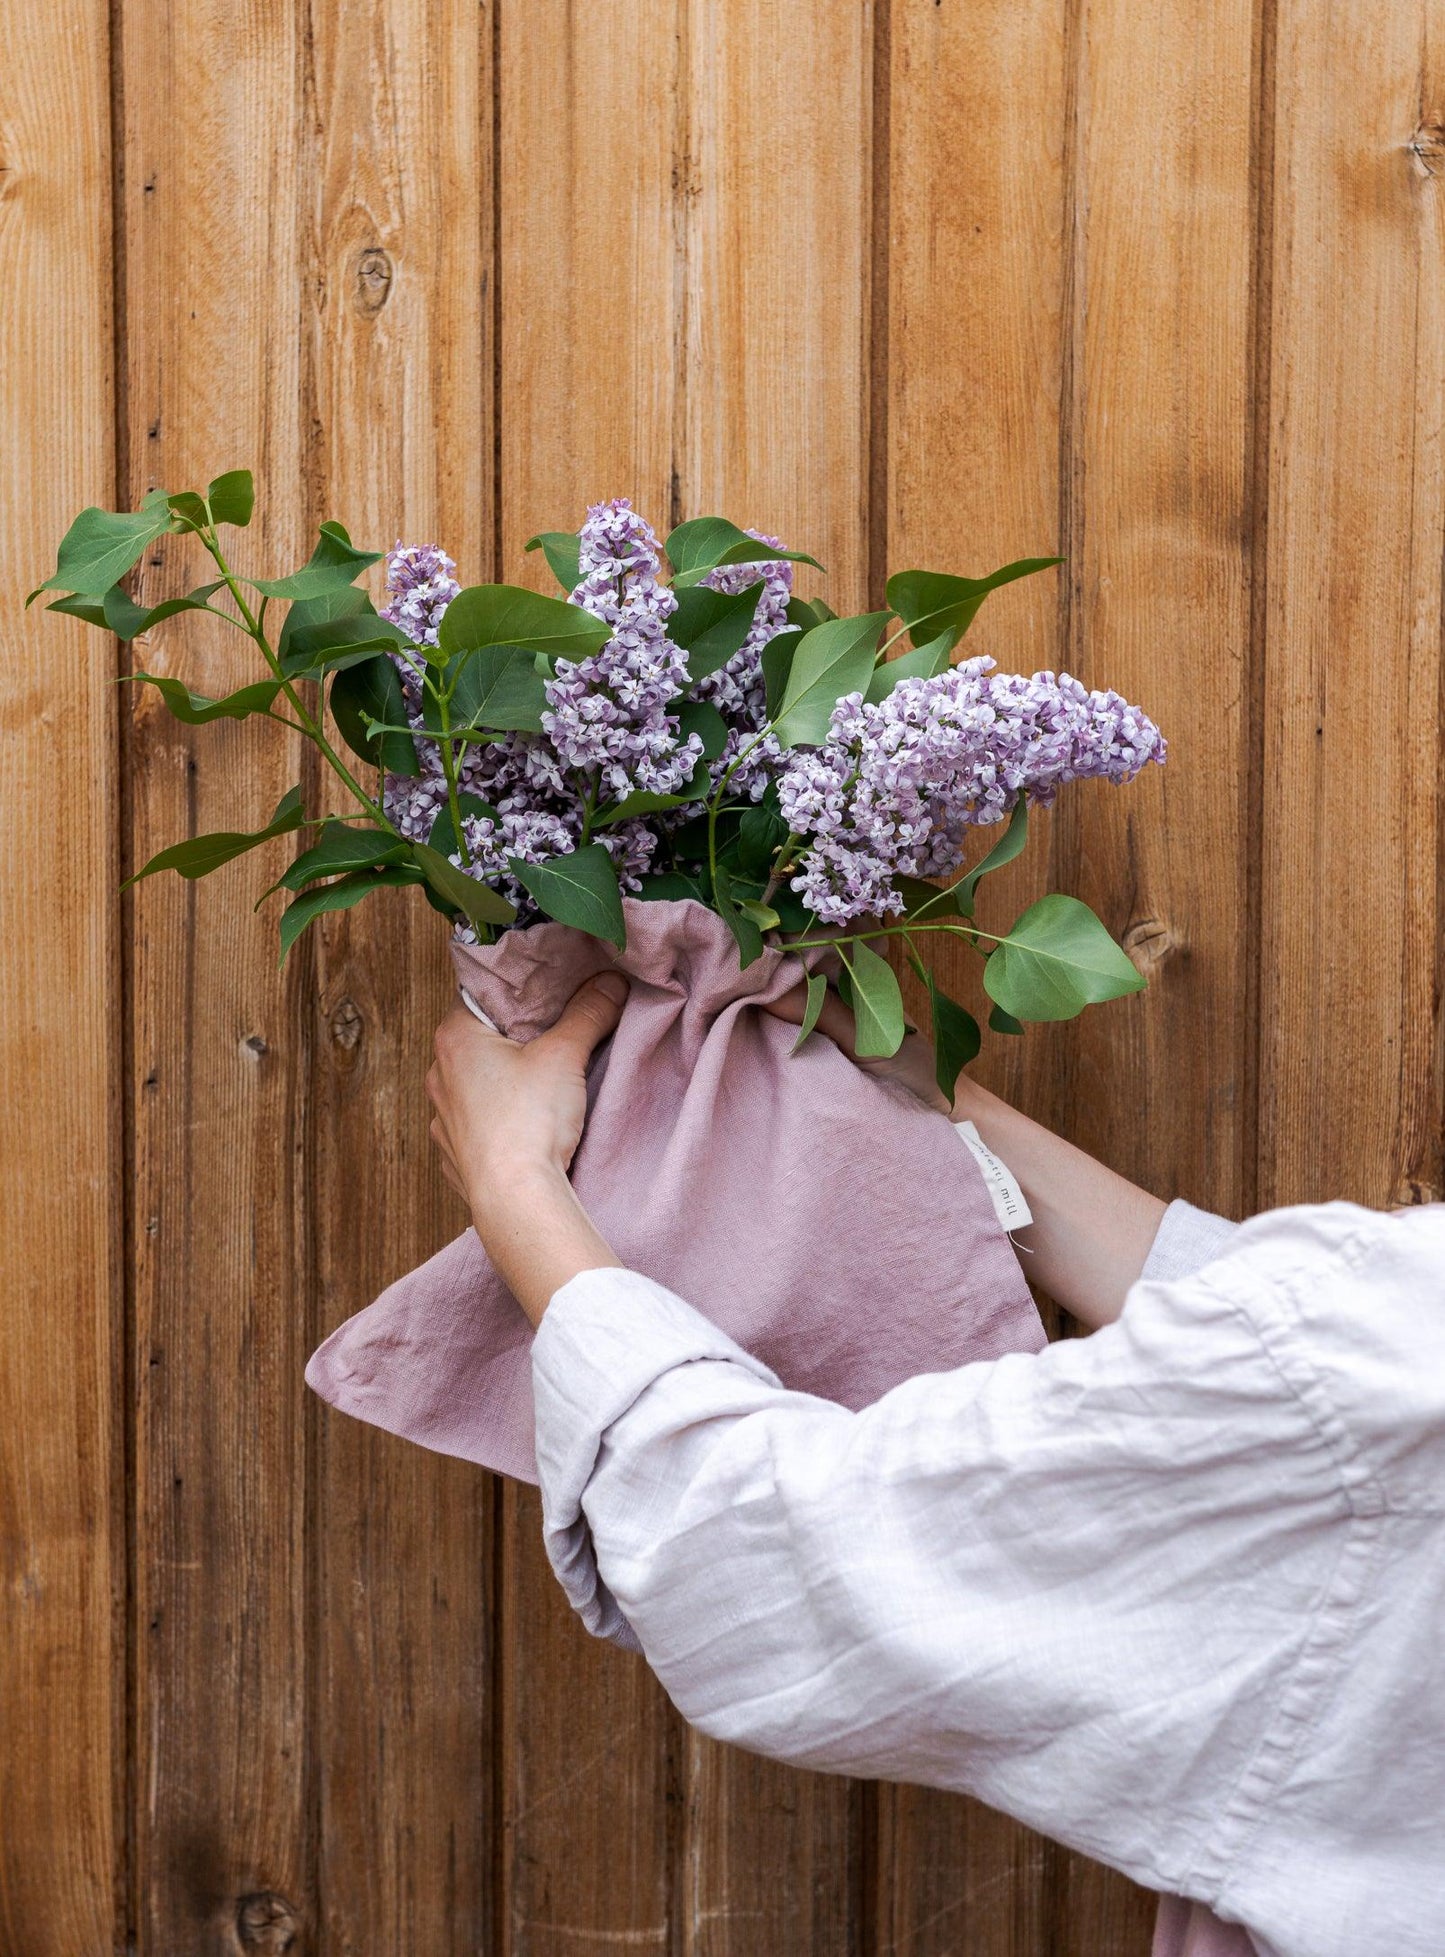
[
  {"left": 430, "top": 680, "right": 473, "bottom": 867},
  {"left": 198, "top": 527, "right": 396, "bottom": 834},
  {"left": 578, "top": 770, "right": 601, "bottom": 846},
  {"left": 705, "top": 729, "right": 769, "bottom": 897}
]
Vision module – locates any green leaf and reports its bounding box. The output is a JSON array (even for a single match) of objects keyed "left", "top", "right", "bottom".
[
  {"left": 30, "top": 490, "right": 175, "bottom": 602},
  {"left": 635, "top": 870, "right": 706, "bottom": 905},
  {"left": 665, "top": 581, "right": 764, "bottom": 681},
  {"left": 761, "top": 627, "right": 802, "bottom": 718},
  {"left": 508, "top": 842, "right": 625, "bottom": 947},
  {"left": 524, "top": 531, "right": 582, "bottom": 593},
  {"left": 437, "top": 584, "right": 610, "bottom": 663},
  {"left": 593, "top": 765, "right": 710, "bottom": 827},
  {"left": 665, "top": 516, "right": 824, "bottom": 587},
  {"left": 278, "top": 867, "right": 419, "bottom": 963},
  {"left": 737, "top": 897, "right": 780, "bottom": 930},
  {"left": 274, "top": 821, "right": 410, "bottom": 893},
  {"left": 124, "top": 784, "right": 305, "bottom": 887},
  {"left": 412, "top": 842, "right": 519, "bottom": 928},
  {"left": 885, "top": 558, "right": 1061, "bottom": 647},
  {"left": 712, "top": 863, "right": 765, "bottom": 968},
  {"left": 737, "top": 802, "right": 789, "bottom": 880},
  {"left": 279, "top": 611, "right": 407, "bottom": 677},
  {"left": 250, "top": 521, "right": 381, "bottom": 600},
  {"left": 64, "top": 580, "right": 227, "bottom": 641},
  {"left": 330, "top": 655, "right": 421, "bottom": 776},
  {"left": 426, "top": 793, "right": 499, "bottom": 863},
  {"left": 276, "top": 584, "right": 371, "bottom": 660},
  {"left": 771, "top": 612, "right": 889, "bottom": 748},
  {"left": 957, "top": 798, "right": 1030, "bottom": 915},
  {"left": 988, "top": 1004, "right": 1024, "bottom": 1035},
  {"left": 842, "top": 939, "right": 907, "bottom": 1058},
  {"left": 207, "top": 470, "right": 255, "bottom": 528},
  {"left": 983, "top": 893, "right": 1145, "bottom": 1022},
  {"left": 166, "top": 491, "right": 209, "bottom": 528},
  {"left": 675, "top": 698, "right": 729, "bottom": 761},
  {"left": 785, "top": 596, "right": 836, "bottom": 633},
  {"left": 128, "top": 672, "right": 283, "bottom": 724},
  {"left": 894, "top": 874, "right": 960, "bottom": 921},
  {"left": 864, "top": 627, "right": 958, "bottom": 703},
  {"left": 451, "top": 645, "right": 550, "bottom": 733},
  {"left": 791, "top": 970, "right": 829, "bottom": 1055},
  {"left": 926, "top": 977, "right": 981, "bottom": 1101}
]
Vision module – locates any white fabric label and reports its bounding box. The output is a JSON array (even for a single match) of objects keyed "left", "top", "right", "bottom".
[{"left": 954, "top": 1120, "right": 1034, "bottom": 1232}]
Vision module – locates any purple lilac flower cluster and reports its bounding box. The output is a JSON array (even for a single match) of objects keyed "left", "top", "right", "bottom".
[
  {"left": 777, "top": 660, "right": 1166, "bottom": 925},
  {"left": 697, "top": 536, "right": 795, "bottom": 800}
]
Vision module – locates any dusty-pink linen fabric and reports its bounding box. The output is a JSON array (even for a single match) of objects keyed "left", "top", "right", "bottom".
[
  {"left": 1152, "top": 1899, "right": 1257, "bottom": 1956},
  {"left": 306, "top": 897, "right": 1042, "bottom": 1483}
]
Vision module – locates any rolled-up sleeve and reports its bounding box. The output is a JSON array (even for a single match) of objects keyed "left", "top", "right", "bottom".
[{"left": 531, "top": 1245, "right": 1346, "bottom": 1896}]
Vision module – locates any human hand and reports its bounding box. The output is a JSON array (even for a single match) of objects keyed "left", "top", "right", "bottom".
[
  {"left": 761, "top": 980, "right": 951, "bottom": 1115},
  {"left": 427, "top": 972, "right": 629, "bottom": 1216}
]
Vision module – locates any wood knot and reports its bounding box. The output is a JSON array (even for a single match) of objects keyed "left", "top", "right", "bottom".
[
  {"left": 235, "top": 1892, "right": 300, "bottom": 1952},
  {"left": 1121, "top": 916, "right": 1179, "bottom": 969},
  {"left": 354, "top": 247, "right": 393, "bottom": 315},
  {"left": 1409, "top": 124, "right": 1445, "bottom": 177},
  {"left": 240, "top": 1033, "right": 269, "bottom": 1062},
  {"left": 1391, "top": 1174, "right": 1439, "bottom": 1208},
  {"left": 329, "top": 998, "right": 363, "bottom": 1051}
]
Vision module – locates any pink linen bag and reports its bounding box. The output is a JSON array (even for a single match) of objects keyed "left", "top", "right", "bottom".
[{"left": 306, "top": 897, "right": 1043, "bottom": 1483}]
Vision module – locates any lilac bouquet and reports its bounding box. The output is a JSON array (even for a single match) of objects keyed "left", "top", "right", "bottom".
[{"left": 34, "top": 472, "right": 1164, "bottom": 1098}]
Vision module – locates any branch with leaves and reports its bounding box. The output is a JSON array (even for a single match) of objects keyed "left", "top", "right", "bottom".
[{"left": 34, "top": 476, "right": 1163, "bottom": 1100}]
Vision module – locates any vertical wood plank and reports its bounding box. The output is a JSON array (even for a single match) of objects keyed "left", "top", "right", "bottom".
[
  {"left": 1040, "top": 0, "right": 1257, "bottom": 1228},
  {"left": 676, "top": 3, "right": 873, "bottom": 1951},
  {"left": 497, "top": 4, "right": 682, "bottom": 1950},
  {"left": 0, "top": 2, "right": 119, "bottom": 1949},
  {"left": 121, "top": 0, "right": 311, "bottom": 1942},
  {"left": 305, "top": 3, "right": 495, "bottom": 1950},
  {"left": 880, "top": 1, "right": 1070, "bottom": 1951},
  {"left": 1258, "top": 2, "right": 1445, "bottom": 1214}
]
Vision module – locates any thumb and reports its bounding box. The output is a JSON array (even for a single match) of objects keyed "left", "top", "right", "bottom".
[{"left": 539, "top": 971, "right": 629, "bottom": 1069}]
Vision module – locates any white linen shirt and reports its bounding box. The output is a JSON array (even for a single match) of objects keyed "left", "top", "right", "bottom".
[{"left": 531, "top": 1201, "right": 1445, "bottom": 1957}]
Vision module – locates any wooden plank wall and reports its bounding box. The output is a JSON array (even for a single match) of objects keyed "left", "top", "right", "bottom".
[{"left": 0, "top": 0, "right": 1441, "bottom": 1951}]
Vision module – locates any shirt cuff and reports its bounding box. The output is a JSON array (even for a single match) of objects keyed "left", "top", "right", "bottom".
[
  {"left": 531, "top": 1266, "right": 781, "bottom": 1648},
  {"left": 1142, "top": 1200, "right": 1242, "bottom": 1284}
]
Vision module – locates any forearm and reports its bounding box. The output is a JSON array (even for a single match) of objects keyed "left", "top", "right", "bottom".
[
  {"left": 469, "top": 1164, "right": 620, "bottom": 1328},
  {"left": 951, "top": 1078, "right": 1165, "bottom": 1330}
]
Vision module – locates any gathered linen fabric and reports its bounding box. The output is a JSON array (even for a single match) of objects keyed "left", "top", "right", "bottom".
[
  {"left": 531, "top": 1200, "right": 1445, "bottom": 1957},
  {"left": 305, "top": 897, "right": 1041, "bottom": 1486}
]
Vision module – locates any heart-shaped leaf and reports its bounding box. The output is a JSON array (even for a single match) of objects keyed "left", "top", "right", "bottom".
[
  {"left": 524, "top": 530, "right": 583, "bottom": 593},
  {"left": 761, "top": 627, "right": 802, "bottom": 717},
  {"left": 128, "top": 673, "right": 283, "bottom": 725},
  {"left": 842, "top": 938, "right": 906, "bottom": 1057},
  {"left": 864, "top": 627, "right": 958, "bottom": 702},
  {"left": 271, "top": 821, "right": 410, "bottom": 894},
  {"left": 438, "top": 584, "right": 610, "bottom": 664},
  {"left": 279, "top": 611, "right": 407, "bottom": 677},
  {"left": 665, "top": 581, "right": 764, "bottom": 681},
  {"left": 915, "top": 964, "right": 980, "bottom": 1101},
  {"left": 665, "top": 516, "right": 824, "bottom": 587},
  {"left": 675, "top": 698, "right": 730, "bottom": 761},
  {"left": 790, "top": 970, "right": 829, "bottom": 1054},
  {"left": 507, "top": 842, "right": 625, "bottom": 948},
  {"left": 125, "top": 785, "right": 305, "bottom": 888},
  {"left": 712, "top": 863, "right": 765, "bottom": 968},
  {"left": 29, "top": 490, "right": 175, "bottom": 603},
  {"left": 329, "top": 656, "right": 422, "bottom": 776},
  {"left": 592, "top": 764, "right": 710, "bottom": 827},
  {"left": 412, "top": 842, "right": 518, "bottom": 928},
  {"left": 957, "top": 797, "right": 1029, "bottom": 916},
  {"left": 885, "top": 557, "right": 1060, "bottom": 647},
  {"left": 988, "top": 1003, "right": 1024, "bottom": 1035},
  {"left": 207, "top": 470, "right": 255, "bottom": 528},
  {"left": 278, "top": 866, "right": 421, "bottom": 963},
  {"left": 771, "top": 612, "right": 888, "bottom": 748},
  {"left": 983, "top": 894, "right": 1144, "bottom": 1022},
  {"left": 635, "top": 870, "right": 706, "bottom": 906},
  {"left": 451, "top": 645, "right": 550, "bottom": 733},
  {"left": 250, "top": 521, "right": 381, "bottom": 600}
]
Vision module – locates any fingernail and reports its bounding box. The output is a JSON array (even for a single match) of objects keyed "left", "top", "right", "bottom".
[{"left": 594, "top": 971, "right": 629, "bottom": 1004}]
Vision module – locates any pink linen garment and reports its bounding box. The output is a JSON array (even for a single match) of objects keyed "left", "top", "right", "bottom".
[{"left": 306, "top": 897, "right": 1042, "bottom": 1484}]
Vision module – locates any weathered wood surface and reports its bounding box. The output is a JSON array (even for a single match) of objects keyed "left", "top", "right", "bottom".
[{"left": 1, "top": 0, "right": 1442, "bottom": 1952}]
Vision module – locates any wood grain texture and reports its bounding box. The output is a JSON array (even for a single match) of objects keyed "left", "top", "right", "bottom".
[
  {"left": 305, "top": 2, "right": 495, "bottom": 1949},
  {"left": 120, "top": 0, "right": 312, "bottom": 1943},
  {"left": 676, "top": 4, "right": 873, "bottom": 1949},
  {"left": 0, "top": 3, "right": 119, "bottom": 1950},
  {"left": 496, "top": 5, "right": 682, "bottom": 1950},
  {"left": 1257, "top": 0, "right": 1445, "bottom": 1213},
  {"left": 1040, "top": 0, "right": 1256, "bottom": 1221},
  {"left": 879, "top": 1, "right": 1072, "bottom": 1950}
]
